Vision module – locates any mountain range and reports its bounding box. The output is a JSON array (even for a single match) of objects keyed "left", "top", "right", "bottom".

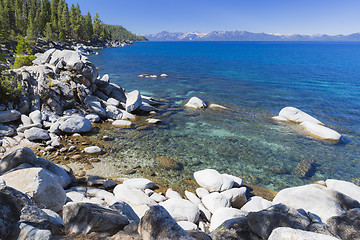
[{"left": 145, "top": 31, "right": 360, "bottom": 41}]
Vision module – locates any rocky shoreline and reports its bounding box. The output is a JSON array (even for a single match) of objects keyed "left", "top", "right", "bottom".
[
  {"left": 0, "top": 147, "right": 360, "bottom": 239},
  {"left": 0, "top": 49, "right": 359, "bottom": 239}
]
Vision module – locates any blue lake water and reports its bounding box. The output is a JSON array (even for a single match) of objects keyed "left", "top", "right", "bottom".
[{"left": 89, "top": 41, "right": 360, "bottom": 191}]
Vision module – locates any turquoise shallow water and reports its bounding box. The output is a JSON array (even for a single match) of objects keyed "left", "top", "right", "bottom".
[{"left": 89, "top": 41, "right": 360, "bottom": 191}]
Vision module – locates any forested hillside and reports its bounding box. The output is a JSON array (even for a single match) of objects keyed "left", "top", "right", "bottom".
[
  {"left": 0, "top": 0, "right": 145, "bottom": 43},
  {"left": 104, "top": 24, "right": 147, "bottom": 41}
]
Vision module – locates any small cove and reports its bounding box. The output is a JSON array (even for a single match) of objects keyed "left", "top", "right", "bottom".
[{"left": 87, "top": 41, "right": 360, "bottom": 191}]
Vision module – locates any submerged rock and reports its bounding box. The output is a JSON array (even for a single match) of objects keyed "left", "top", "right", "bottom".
[
  {"left": 294, "top": 158, "right": 316, "bottom": 178},
  {"left": 209, "top": 103, "right": 228, "bottom": 110},
  {"left": 156, "top": 156, "right": 183, "bottom": 170}
]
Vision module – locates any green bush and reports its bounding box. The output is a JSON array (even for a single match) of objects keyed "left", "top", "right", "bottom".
[
  {"left": 0, "top": 72, "right": 23, "bottom": 103},
  {"left": 13, "top": 37, "right": 35, "bottom": 69},
  {"left": 13, "top": 54, "right": 36, "bottom": 69}
]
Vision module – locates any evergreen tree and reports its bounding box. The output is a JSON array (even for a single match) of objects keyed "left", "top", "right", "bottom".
[
  {"left": 83, "top": 12, "right": 93, "bottom": 41},
  {"left": 39, "top": 0, "right": 51, "bottom": 35},
  {"left": 60, "top": 2, "right": 70, "bottom": 38},
  {"left": 1, "top": 0, "right": 15, "bottom": 39},
  {"left": 26, "top": 7, "right": 37, "bottom": 40},
  {"left": 93, "top": 12, "right": 102, "bottom": 39},
  {"left": 50, "top": 0, "right": 59, "bottom": 38},
  {"left": 44, "top": 22, "right": 54, "bottom": 41},
  {"left": 14, "top": 0, "right": 26, "bottom": 36},
  {"left": 69, "top": 3, "right": 82, "bottom": 40}
]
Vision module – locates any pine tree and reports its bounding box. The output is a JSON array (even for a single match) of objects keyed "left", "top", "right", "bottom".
[
  {"left": 69, "top": 3, "right": 82, "bottom": 40},
  {"left": 1, "top": 0, "right": 15, "bottom": 39},
  {"left": 60, "top": 2, "right": 70, "bottom": 39},
  {"left": 50, "top": 0, "right": 59, "bottom": 37},
  {"left": 39, "top": 0, "right": 51, "bottom": 35},
  {"left": 14, "top": 0, "right": 26, "bottom": 35},
  {"left": 83, "top": 12, "right": 93, "bottom": 41},
  {"left": 44, "top": 22, "right": 54, "bottom": 41},
  {"left": 93, "top": 12, "right": 102, "bottom": 39},
  {"left": 27, "top": 12, "right": 37, "bottom": 40}
]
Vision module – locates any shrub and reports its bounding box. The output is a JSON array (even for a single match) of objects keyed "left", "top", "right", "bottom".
[
  {"left": 13, "top": 54, "right": 36, "bottom": 69},
  {"left": 0, "top": 72, "right": 23, "bottom": 103},
  {"left": 13, "top": 37, "right": 35, "bottom": 69}
]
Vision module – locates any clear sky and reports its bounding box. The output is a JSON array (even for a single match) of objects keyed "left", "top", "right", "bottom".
[{"left": 66, "top": 0, "right": 360, "bottom": 35}]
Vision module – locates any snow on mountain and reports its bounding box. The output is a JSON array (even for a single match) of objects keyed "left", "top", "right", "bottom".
[{"left": 145, "top": 31, "right": 360, "bottom": 41}]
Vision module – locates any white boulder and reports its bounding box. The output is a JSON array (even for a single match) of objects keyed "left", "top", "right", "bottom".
[
  {"left": 159, "top": 198, "right": 200, "bottom": 223},
  {"left": 268, "top": 227, "right": 340, "bottom": 240},
  {"left": 107, "top": 97, "right": 121, "bottom": 107},
  {"left": 209, "top": 207, "right": 248, "bottom": 232},
  {"left": 112, "top": 120, "right": 132, "bottom": 128},
  {"left": 85, "top": 113, "right": 100, "bottom": 123},
  {"left": 220, "top": 174, "right": 235, "bottom": 191},
  {"left": 194, "top": 169, "right": 223, "bottom": 192},
  {"left": 29, "top": 110, "right": 42, "bottom": 125},
  {"left": 209, "top": 103, "right": 228, "bottom": 110},
  {"left": 59, "top": 116, "right": 92, "bottom": 133},
  {"left": 272, "top": 184, "right": 345, "bottom": 222},
  {"left": 300, "top": 121, "right": 341, "bottom": 141},
  {"left": 185, "top": 190, "right": 202, "bottom": 205},
  {"left": 241, "top": 196, "right": 272, "bottom": 212},
  {"left": 325, "top": 179, "right": 360, "bottom": 202},
  {"left": 125, "top": 90, "right": 142, "bottom": 112},
  {"left": 177, "top": 221, "right": 197, "bottom": 231},
  {"left": 165, "top": 188, "right": 183, "bottom": 199},
  {"left": 273, "top": 107, "right": 323, "bottom": 124},
  {"left": 0, "top": 167, "right": 67, "bottom": 212},
  {"left": 149, "top": 192, "right": 167, "bottom": 203},
  {"left": 24, "top": 127, "right": 50, "bottom": 141},
  {"left": 84, "top": 146, "right": 102, "bottom": 154},
  {"left": 222, "top": 174, "right": 243, "bottom": 187},
  {"left": 146, "top": 118, "right": 162, "bottom": 124},
  {"left": 202, "top": 192, "right": 231, "bottom": 214},
  {"left": 113, "top": 184, "right": 157, "bottom": 206},
  {"left": 185, "top": 97, "right": 207, "bottom": 109},
  {"left": 196, "top": 188, "right": 209, "bottom": 199},
  {"left": 123, "top": 178, "right": 155, "bottom": 190},
  {"left": 221, "top": 187, "right": 247, "bottom": 209}
]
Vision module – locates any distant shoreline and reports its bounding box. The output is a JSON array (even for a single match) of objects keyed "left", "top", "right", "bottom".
[{"left": 145, "top": 30, "right": 360, "bottom": 42}]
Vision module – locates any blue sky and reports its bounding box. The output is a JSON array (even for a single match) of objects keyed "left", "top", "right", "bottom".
[{"left": 66, "top": 0, "right": 360, "bottom": 35}]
